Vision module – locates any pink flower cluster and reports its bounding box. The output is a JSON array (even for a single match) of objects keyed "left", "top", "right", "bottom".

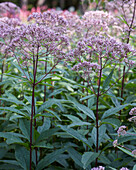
[
  {"left": 0, "top": 2, "right": 20, "bottom": 18},
  {"left": 117, "top": 126, "right": 127, "bottom": 136},
  {"left": 91, "top": 166, "right": 105, "bottom": 170},
  {"left": 128, "top": 107, "right": 136, "bottom": 123}
]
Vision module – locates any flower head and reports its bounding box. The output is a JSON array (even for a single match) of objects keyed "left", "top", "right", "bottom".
[
  {"left": 132, "top": 149, "right": 136, "bottom": 156},
  {"left": 129, "top": 107, "right": 136, "bottom": 115},
  {"left": 91, "top": 166, "right": 105, "bottom": 170},
  {"left": 113, "top": 139, "right": 118, "bottom": 147},
  {"left": 117, "top": 126, "right": 127, "bottom": 136},
  {"left": 120, "top": 167, "right": 129, "bottom": 170},
  {"left": 0, "top": 2, "right": 20, "bottom": 18}
]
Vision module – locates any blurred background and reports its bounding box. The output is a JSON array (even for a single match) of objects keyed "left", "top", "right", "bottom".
[{"left": 0, "top": 0, "right": 88, "bottom": 12}]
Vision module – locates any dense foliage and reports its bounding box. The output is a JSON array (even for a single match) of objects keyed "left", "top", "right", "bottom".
[{"left": 0, "top": 1, "right": 136, "bottom": 170}]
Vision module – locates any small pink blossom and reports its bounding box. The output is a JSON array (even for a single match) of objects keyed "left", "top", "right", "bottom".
[
  {"left": 117, "top": 126, "right": 127, "bottom": 136},
  {"left": 113, "top": 139, "right": 118, "bottom": 147}
]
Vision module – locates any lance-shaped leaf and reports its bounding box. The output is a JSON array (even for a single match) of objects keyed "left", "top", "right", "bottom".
[
  {"left": 58, "top": 125, "right": 93, "bottom": 150},
  {"left": 81, "top": 152, "right": 99, "bottom": 169}
]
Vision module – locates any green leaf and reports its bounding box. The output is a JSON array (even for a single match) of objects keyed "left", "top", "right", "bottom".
[
  {"left": 118, "top": 135, "right": 136, "bottom": 144},
  {"left": 101, "top": 118, "right": 120, "bottom": 128},
  {"left": 101, "top": 104, "right": 129, "bottom": 120},
  {"left": 37, "top": 99, "right": 67, "bottom": 114},
  {"left": 0, "top": 132, "right": 26, "bottom": 139},
  {"left": 117, "top": 146, "right": 134, "bottom": 157},
  {"left": 36, "top": 148, "right": 65, "bottom": 170},
  {"left": 6, "top": 136, "right": 24, "bottom": 145},
  {"left": 91, "top": 124, "right": 106, "bottom": 147},
  {"left": 19, "top": 119, "right": 30, "bottom": 141},
  {"left": 133, "top": 165, "right": 136, "bottom": 170},
  {"left": 99, "top": 154, "right": 111, "bottom": 165},
  {"left": 44, "top": 109, "right": 61, "bottom": 121},
  {"left": 75, "top": 103, "right": 95, "bottom": 121},
  {"left": 67, "top": 96, "right": 95, "bottom": 120},
  {"left": 68, "top": 122, "right": 91, "bottom": 128},
  {"left": 9, "top": 114, "right": 24, "bottom": 121},
  {"left": 81, "top": 152, "right": 99, "bottom": 169},
  {"left": 15, "top": 146, "right": 30, "bottom": 170},
  {"left": 80, "top": 95, "right": 95, "bottom": 101},
  {"left": 102, "top": 69, "right": 114, "bottom": 90},
  {"left": 67, "top": 147, "right": 83, "bottom": 168},
  {"left": 37, "top": 118, "right": 51, "bottom": 133},
  {"left": 35, "top": 127, "right": 59, "bottom": 144},
  {"left": 48, "top": 88, "right": 67, "bottom": 97},
  {"left": 0, "top": 98, "right": 25, "bottom": 105},
  {"left": 0, "top": 160, "right": 20, "bottom": 166},
  {"left": 64, "top": 115, "right": 81, "bottom": 122},
  {"left": 0, "top": 107, "right": 27, "bottom": 116},
  {"left": 58, "top": 125, "right": 93, "bottom": 150},
  {"left": 34, "top": 142, "right": 53, "bottom": 149}
]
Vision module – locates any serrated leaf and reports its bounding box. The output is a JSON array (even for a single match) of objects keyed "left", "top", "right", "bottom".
[
  {"left": 101, "top": 104, "right": 129, "bottom": 120},
  {"left": 117, "top": 146, "right": 134, "bottom": 157},
  {"left": 67, "top": 147, "right": 83, "bottom": 168},
  {"left": 34, "top": 142, "right": 53, "bottom": 148},
  {"left": 67, "top": 96, "right": 95, "bottom": 120},
  {"left": 68, "top": 122, "right": 91, "bottom": 128},
  {"left": 102, "top": 118, "right": 120, "bottom": 128},
  {"left": 81, "top": 152, "right": 99, "bottom": 169},
  {"left": 0, "top": 107, "right": 27, "bottom": 116},
  {"left": 0, "top": 160, "right": 20, "bottom": 166},
  {"left": 36, "top": 148, "right": 65, "bottom": 170},
  {"left": 0, "top": 98, "right": 25, "bottom": 105},
  {"left": 15, "top": 146, "right": 30, "bottom": 170},
  {"left": 19, "top": 119, "right": 30, "bottom": 141},
  {"left": 44, "top": 109, "right": 61, "bottom": 121},
  {"left": 6, "top": 136, "right": 24, "bottom": 145},
  {"left": 58, "top": 125, "right": 93, "bottom": 150},
  {"left": 0, "top": 132, "right": 26, "bottom": 139},
  {"left": 91, "top": 124, "right": 106, "bottom": 147},
  {"left": 37, "top": 118, "right": 51, "bottom": 133},
  {"left": 118, "top": 135, "right": 136, "bottom": 144},
  {"left": 37, "top": 99, "right": 66, "bottom": 114},
  {"left": 80, "top": 95, "right": 95, "bottom": 101},
  {"left": 48, "top": 88, "right": 67, "bottom": 97},
  {"left": 102, "top": 69, "right": 114, "bottom": 90},
  {"left": 35, "top": 127, "right": 59, "bottom": 144}
]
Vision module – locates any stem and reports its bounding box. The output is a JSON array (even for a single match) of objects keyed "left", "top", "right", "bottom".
[
  {"left": 0, "top": 61, "right": 4, "bottom": 105},
  {"left": 95, "top": 59, "right": 102, "bottom": 166},
  {"left": 30, "top": 83, "right": 35, "bottom": 170},
  {"left": 35, "top": 62, "right": 58, "bottom": 85},
  {"left": 30, "top": 47, "right": 39, "bottom": 169},
  {"left": 43, "top": 57, "right": 48, "bottom": 122}
]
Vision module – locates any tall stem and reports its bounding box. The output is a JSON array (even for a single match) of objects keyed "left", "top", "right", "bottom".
[
  {"left": 30, "top": 83, "right": 35, "bottom": 170},
  {"left": 43, "top": 58, "right": 47, "bottom": 122},
  {"left": 95, "top": 59, "right": 102, "bottom": 166},
  {"left": 30, "top": 47, "right": 39, "bottom": 169},
  {"left": 0, "top": 61, "right": 4, "bottom": 105}
]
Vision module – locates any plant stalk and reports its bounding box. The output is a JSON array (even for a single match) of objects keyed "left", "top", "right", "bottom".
[{"left": 95, "top": 59, "right": 102, "bottom": 166}]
